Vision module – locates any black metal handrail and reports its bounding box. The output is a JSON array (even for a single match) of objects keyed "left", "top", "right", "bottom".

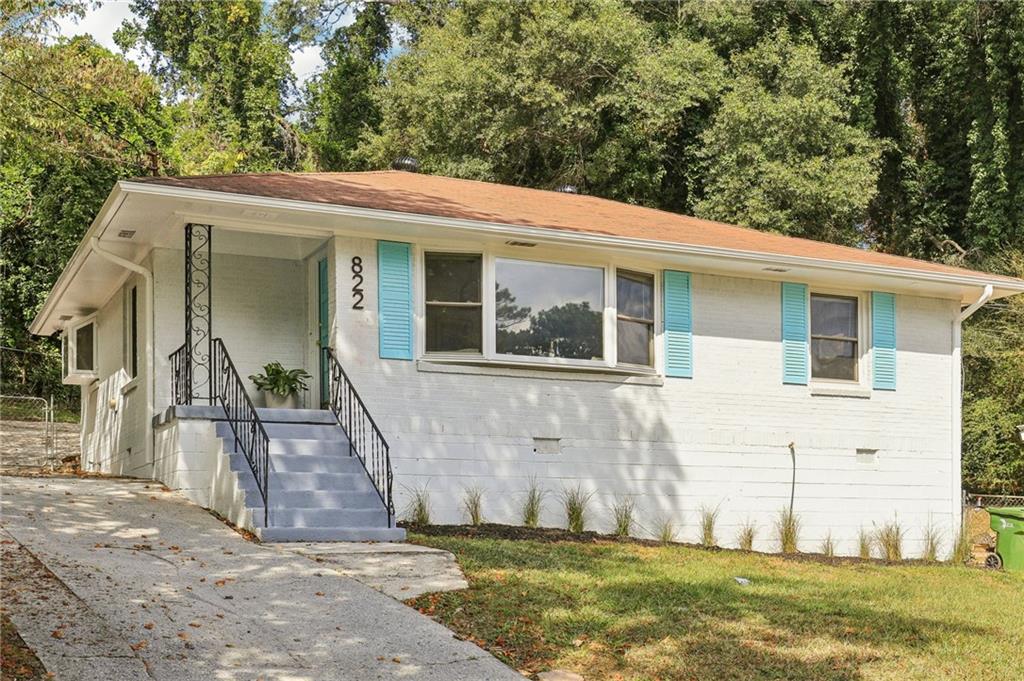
[
  {"left": 170, "top": 339, "right": 270, "bottom": 525},
  {"left": 324, "top": 347, "right": 394, "bottom": 525}
]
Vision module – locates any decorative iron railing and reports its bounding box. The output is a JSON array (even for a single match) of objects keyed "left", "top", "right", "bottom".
[
  {"left": 170, "top": 339, "right": 270, "bottom": 524},
  {"left": 324, "top": 347, "right": 394, "bottom": 525}
]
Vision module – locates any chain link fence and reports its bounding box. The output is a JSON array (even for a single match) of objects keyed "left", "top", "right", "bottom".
[{"left": 0, "top": 395, "right": 57, "bottom": 471}]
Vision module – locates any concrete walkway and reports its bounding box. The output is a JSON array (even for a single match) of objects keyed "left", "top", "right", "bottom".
[
  {"left": 0, "top": 476, "right": 521, "bottom": 680},
  {"left": 275, "top": 542, "right": 468, "bottom": 599}
]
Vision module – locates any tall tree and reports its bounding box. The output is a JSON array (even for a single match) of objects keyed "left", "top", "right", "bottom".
[
  {"left": 360, "top": 0, "right": 723, "bottom": 208},
  {"left": 302, "top": 2, "right": 391, "bottom": 170},
  {"left": 116, "top": 0, "right": 304, "bottom": 173},
  {"left": 695, "top": 31, "right": 882, "bottom": 245}
]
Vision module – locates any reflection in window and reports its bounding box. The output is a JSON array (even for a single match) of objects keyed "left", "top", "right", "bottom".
[
  {"left": 425, "top": 253, "right": 482, "bottom": 353},
  {"left": 616, "top": 271, "right": 654, "bottom": 366},
  {"left": 495, "top": 258, "right": 604, "bottom": 360},
  {"left": 810, "top": 294, "right": 858, "bottom": 380}
]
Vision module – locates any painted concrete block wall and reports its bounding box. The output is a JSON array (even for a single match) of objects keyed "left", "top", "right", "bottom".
[
  {"left": 331, "top": 235, "right": 960, "bottom": 558},
  {"left": 79, "top": 267, "right": 150, "bottom": 476},
  {"left": 152, "top": 247, "right": 309, "bottom": 412}
]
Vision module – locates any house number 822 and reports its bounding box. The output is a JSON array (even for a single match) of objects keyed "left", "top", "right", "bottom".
[{"left": 351, "top": 256, "right": 365, "bottom": 310}]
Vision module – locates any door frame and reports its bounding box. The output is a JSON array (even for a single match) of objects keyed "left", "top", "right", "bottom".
[{"left": 306, "top": 248, "right": 330, "bottom": 408}]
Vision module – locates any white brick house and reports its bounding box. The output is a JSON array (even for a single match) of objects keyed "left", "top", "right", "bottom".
[{"left": 30, "top": 170, "right": 1024, "bottom": 552}]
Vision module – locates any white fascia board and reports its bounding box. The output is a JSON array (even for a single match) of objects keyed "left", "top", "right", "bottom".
[
  {"left": 119, "top": 181, "right": 1024, "bottom": 297},
  {"left": 28, "top": 186, "right": 129, "bottom": 336}
]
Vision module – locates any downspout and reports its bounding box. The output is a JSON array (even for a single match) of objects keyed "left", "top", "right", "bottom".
[
  {"left": 951, "top": 284, "right": 994, "bottom": 545},
  {"left": 89, "top": 238, "right": 155, "bottom": 473}
]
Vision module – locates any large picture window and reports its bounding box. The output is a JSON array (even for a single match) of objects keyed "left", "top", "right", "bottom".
[
  {"left": 616, "top": 270, "right": 654, "bottom": 366},
  {"left": 424, "top": 253, "right": 482, "bottom": 353},
  {"left": 494, "top": 258, "right": 604, "bottom": 360},
  {"left": 810, "top": 293, "right": 858, "bottom": 381}
]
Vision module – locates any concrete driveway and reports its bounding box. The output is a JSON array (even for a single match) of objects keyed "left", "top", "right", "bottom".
[{"left": 0, "top": 476, "right": 521, "bottom": 680}]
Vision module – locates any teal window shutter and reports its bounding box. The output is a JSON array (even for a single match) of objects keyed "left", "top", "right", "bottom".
[
  {"left": 872, "top": 292, "right": 896, "bottom": 390},
  {"left": 781, "top": 282, "right": 809, "bottom": 385},
  {"left": 663, "top": 270, "right": 693, "bottom": 378},
  {"left": 378, "top": 241, "right": 414, "bottom": 360}
]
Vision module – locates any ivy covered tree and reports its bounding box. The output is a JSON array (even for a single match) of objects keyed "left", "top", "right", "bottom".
[{"left": 115, "top": 0, "right": 305, "bottom": 173}]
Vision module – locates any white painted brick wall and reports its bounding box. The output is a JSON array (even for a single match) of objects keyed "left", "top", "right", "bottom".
[
  {"left": 152, "top": 247, "right": 309, "bottom": 411},
  {"left": 331, "top": 235, "right": 961, "bottom": 558}
]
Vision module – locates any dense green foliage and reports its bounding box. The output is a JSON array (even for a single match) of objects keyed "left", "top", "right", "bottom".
[{"left": 1, "top": 0, "right": 1021, "bottom": 489}]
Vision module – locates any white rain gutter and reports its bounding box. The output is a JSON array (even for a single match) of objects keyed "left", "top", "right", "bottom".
[
  {"left": 950, "top": 283, "right": 996, "bottom": 539},
  {"left": 88, "top": 237, "right": 156, "bottom": 470}
]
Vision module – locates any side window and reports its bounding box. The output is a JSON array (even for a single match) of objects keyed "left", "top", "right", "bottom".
[
  {"left": 616, "top": 270, "right": 655, "bottom": 366},
  {"left": 124, "top": 286, "right": 138, "bottom": 378},
  {"left": 810, "top": 293, "right": 858, "bottom": 381}
]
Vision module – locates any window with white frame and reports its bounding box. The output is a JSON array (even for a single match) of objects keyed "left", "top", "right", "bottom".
[
  {"left": 424, "top": 253, "right": 482, "bottom": 354},
  {"left": 495, "top": 258, "right": 604, "bottom": 360},
  {"left": 810, "top": 293, "right": 859, "bottom": 381},
  {"left": 61, "top": 316, "right": 97, "bottom": 384},
  {"left": 616, "top": 270, "right": 655, "bottom": 367}
]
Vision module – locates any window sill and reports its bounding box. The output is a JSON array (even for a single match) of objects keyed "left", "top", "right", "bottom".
[
  {"left": 417, "top": 358, "right": 664, "bottom": 385},
  {"left": 810, "top": 384, "right": 871, "bottom": 399},
  {"left": 120, "top": 378, "right": 140, "bottom": 396}
]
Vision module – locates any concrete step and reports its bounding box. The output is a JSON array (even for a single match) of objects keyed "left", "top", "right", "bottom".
[
  {"left": 255, "top": 408, "right": 336, "bottom": 424},
  {"left": 269, "top": 507, "right": 390, "bottom": 528},
  {"left": 269, "top": 454, "right": 366, "bottom": 475},
  {"left": 256, "top": 526, "right": 407, "bottom": 542},
  {"left": 216, "top": 421, "right": 347, "bottom": 441},
  {"left": 268, "top": 471, "right": 374, "bottom": 492},
  {"left": 269, "top": 439, "right": 350, "bottom": 456},
  {"left": 268, "top": 489, "right": 384, "bottom": 509}
]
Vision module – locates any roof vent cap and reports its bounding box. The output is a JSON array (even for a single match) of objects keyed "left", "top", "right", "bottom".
[
  {"left": 553, "top": 183, "right": 579, "bottom": 194},
  {"left": 391, "top": 156, "right": 420, "bottom": 173}
]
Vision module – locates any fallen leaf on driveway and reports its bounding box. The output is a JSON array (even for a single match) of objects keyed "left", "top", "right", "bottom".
[
  {"left": 188, "top": 622, "right": 201, "bottom": 628},
  {"left": 177, "top": 632, "right": 189, "bottom": 641},
  {"left": 130, "top": 640, "right": 148, "bottom": 651},
  {"left": 50, "top": 629, "right": 64, "bottom": 639},
  {"left": 143, "top": 622, "right": 155, "bottom": 630}
]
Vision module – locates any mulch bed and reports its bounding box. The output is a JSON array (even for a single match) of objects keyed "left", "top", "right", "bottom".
[{"left": 402, "top": 522, "right": 973, "bottom": 569}]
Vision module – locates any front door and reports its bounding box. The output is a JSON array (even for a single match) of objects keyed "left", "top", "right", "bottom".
[{"left": 318, "top": 257, "right": 329, "bottom": 407}]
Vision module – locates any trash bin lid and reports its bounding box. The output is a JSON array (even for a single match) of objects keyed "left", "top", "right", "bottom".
[{"left": 986, "top": 507, "right": 1024, "bottom": 521}]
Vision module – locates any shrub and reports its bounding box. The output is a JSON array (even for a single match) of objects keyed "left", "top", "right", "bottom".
[
  {"left": 462, "top": 486, "right": 483, "bottom": 526},
  {"left": 875, "top": 520, "right": 905, "bottom": 561},
  {"left": 858, "top": 528, "right": 874, "bottom": 559},
  {"left": 820, "top": 531, "right": 835, "bottom": 557},
  {"left": 562, "top": 485, "right": 594, "bottom": 534},
  {"left": 611, "top": 496, "right": 635, "bottom": 537},
  {"left": 654, "top": 515, "right": 677, "bottom": 544},
  {"left": 521, "top": 477, "right": 546, "bottom": 528},
  {"left": 699, "top": 505, "right": 720, "bottom": 547},
  {"left": 921, "top": 522, "right": 942, "bottom": 562},
  {"left": 775, "top": 507, "right": 801, "bottom": 553},
  {"left": 737, "top": 521, "right": 756, "bottom": 551},
  {"left": 404, "top": 485, "right": 431, "bottom": 526}
]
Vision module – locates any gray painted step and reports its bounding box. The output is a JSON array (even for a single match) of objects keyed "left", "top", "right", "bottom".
[
  {"left": 255, "top": 408, "right": 336, "bottom": 424},
  {"left": 269, "top": 472, "right": 372, "bottom": 491},
  {"left": 216, "top": 421, "right": 347, "bottom": 441},
  {"left": 270, "top": 507, "right": 389, "bottom": 528},
  {"left": 256, "top": 526, "right": 407, "bottom": 542},
  {"left": 268, "top": 489, "right": 384, "bottom": 509},
  {"left": 268, "top": 454, "right": 362, "bottom": 474},
  {"left": 269, "top": 439, "right": 350, "bottom": 456}
]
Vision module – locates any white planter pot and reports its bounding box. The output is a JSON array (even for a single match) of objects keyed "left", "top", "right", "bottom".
[{"left": 264, "top": 392, "right": 299, "bottom": 410}]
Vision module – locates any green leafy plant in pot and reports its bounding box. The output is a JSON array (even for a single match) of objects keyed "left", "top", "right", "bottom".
[{"left": 248, "top": 362, "right": 311, "bottom": 409}]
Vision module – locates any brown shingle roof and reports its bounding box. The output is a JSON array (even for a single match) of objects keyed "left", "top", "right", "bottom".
[{"left": 133, "top": 171, "right": 1022, "bottom": 285}]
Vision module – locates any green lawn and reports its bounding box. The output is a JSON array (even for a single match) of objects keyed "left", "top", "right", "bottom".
[{"left": 407, "top": 530, "right": 1024, "bottom": 681}]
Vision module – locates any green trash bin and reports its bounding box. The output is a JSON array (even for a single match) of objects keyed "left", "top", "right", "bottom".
[{"left": 986, "top": 507, "right": 1024, "bottom": 572}]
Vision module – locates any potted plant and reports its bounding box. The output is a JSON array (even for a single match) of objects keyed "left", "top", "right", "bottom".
[{"left": 248, "top": 362, "right": 311, "bottom": 409}]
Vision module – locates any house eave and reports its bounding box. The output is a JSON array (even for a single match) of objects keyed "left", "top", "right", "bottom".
[{"left": 120, "top": 181, "right": 1024, "bottom": 299}]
